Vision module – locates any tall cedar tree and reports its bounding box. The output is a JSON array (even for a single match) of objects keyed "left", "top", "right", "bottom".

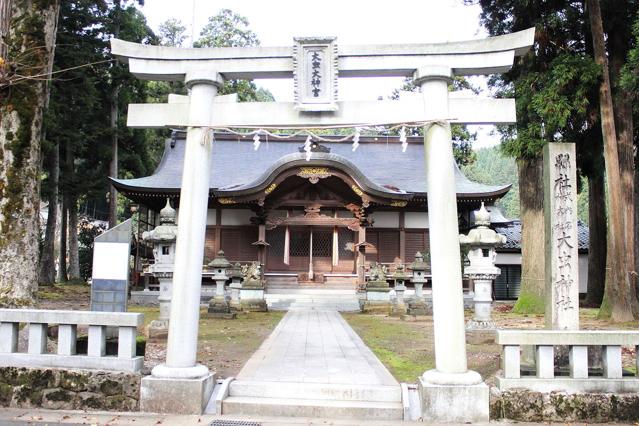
[
  {"left": 43, "top": 0, "right": 158, "bottom": 283},
  {"left": 586, "top": 0, "right": 638, "bottom": 321},
  {"left": 470, "top": 1, "right": 615, "bottom": 314},
  {"left": 0, "top": 0, "right": 60, "bottom": 305}
]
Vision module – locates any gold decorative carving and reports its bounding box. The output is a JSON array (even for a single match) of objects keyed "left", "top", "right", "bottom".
[
  {"left": 351, "top": 185, "right": 364, "bottom": 197},
  {"left": 218, "top": 198, "right": 236, "bottom": 205},
  {"left": 297, "top": 167, "right": 331, "bottom": 184},
  {"left": 390, "top": 200, "right": 408, "bottom": 207},
  {"left": 264, "top": 183, "right": 277, "bottom": 195}
]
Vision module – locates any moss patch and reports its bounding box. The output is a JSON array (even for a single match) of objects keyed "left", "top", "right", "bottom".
[
  {"left": 342, "top": 313, "right": 434, "bottom": 383},
  {"left": 513, "top": 290, "right": 545, "bottom": 314}
]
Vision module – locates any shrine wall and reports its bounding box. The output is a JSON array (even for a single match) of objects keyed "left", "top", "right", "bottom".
[
  {"left": 371, "top": 212, "right": 399, "bottom": 228},
  {"left": 220, "top": 209, "right": 253, "bottom": 226},
  {"left": 405, "top": 212, "right": 429, "bottom": 229}
]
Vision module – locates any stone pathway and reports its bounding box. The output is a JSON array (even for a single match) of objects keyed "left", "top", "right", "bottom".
[
  {"left": 237, "top": 310, "right": 398, "bottom": 385},
  {"left": 221, "top": 310, "right": 404, "bottom": 420}
]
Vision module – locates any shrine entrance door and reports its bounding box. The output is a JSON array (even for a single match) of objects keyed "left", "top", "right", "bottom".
[
  {"left": 266, "top": 225, "right": 355, "bottom": 276},
  {"left": 289, "top": 226, "right": 333, "bottom": 277}
]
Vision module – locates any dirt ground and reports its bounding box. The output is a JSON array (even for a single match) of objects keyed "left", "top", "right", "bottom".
[
  {"left": 37, "top": 285, "right": 639, "bottom": 383},
  {"left": 128, "top": 306, "right": 284, "bottom": 378}
]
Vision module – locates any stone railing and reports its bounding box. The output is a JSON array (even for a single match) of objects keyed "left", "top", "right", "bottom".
[
  {"left": 0, "top": 309, "right": 144, "bottom": 373},
  {"left": 496, "top": 329, "right": 639, "bottom": 393}
]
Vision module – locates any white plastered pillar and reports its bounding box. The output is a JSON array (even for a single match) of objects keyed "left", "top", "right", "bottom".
[
  {"left": 152, "top": 71, "right": 222, "bottom": 379},
  {"left": 414, "top": 69, "right": 487, "bottom": 420}
]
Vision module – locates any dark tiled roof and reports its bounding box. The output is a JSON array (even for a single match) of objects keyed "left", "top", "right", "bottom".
[
  {"left": 112, "top": 134, "right": 510, "bottom": 198},
  {"left": 494, "top": 220, "right": 589, "bottom": 251}
]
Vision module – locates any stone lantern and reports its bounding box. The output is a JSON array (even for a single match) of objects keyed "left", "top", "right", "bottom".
[
  {"left": 207, "top": 250, "right": 234, "bottom": 318},
  {"left": 142, "top": 199, "right": 178, "bottom": 341},
  {"left": 459, "top": 203, "right": 507, "bottom": 343},
  {"left": 408, "top": 251, "right": 430, "bottom": 316}
]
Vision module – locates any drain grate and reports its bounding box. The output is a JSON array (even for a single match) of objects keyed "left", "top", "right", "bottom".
[{"left": 209, "top": 421, "right": 262, "bottom": 426}]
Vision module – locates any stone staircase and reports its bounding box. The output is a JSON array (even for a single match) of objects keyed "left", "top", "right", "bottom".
[
  {"left": 222, "top": 380, "right": 404, "bottom": 420},
  {"left": 264, "top": 274, "right": 361, "bottom": 312},
  {"left": 265, "top": 289, "right": 362, "bottom": 312}
]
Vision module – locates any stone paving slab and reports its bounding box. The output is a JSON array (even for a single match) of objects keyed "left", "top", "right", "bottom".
[
  {"left": 236, "top": 310, "right": 398, "bottom": 386},
  {"left": 0, "top": 407, "right": 617, "bottom": 425}
]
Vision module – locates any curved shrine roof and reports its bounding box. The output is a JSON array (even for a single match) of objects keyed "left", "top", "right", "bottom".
[{"left": 112, "top": 134, "right": 510, "bottom": 201}]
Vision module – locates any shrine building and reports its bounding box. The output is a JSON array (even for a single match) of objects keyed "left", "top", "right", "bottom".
[{"left": 112, "top": 130, "right": 512, "bottom": 289}]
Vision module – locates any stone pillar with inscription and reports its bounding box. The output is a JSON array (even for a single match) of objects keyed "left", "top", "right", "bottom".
[{"left": 544, "top": 143, "right": 579, "bottom": 330}]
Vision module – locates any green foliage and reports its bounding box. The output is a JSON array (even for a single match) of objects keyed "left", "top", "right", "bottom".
[
  {"left": 512, "top": 289, "right": 545, "bottom": 314},
  {"left": 47, "top": 0, "right": 161, "bottom": 211},
  {"left": 157, "top": 17, "right": 186, "bottom": 47},
  {"left": 78, "top": 217, "right": 106, "bottom": 280},
  {"left": 195, "top": 9, "right": 260, "bottom": 48},
  {"left": 621, "top": 7, "right": 639, "bottom": 98},
  {"left": 154, "top": 11, "right": 274, "bottom": 103},
  {"left": 463, "top": 146, "right": 520, "bottom": 218},
  {"left": 473, "top": 1, "right": 605, "bottom": 169},
  {"left": 389, "top": 77, "right": 477, "bottom": 166}
]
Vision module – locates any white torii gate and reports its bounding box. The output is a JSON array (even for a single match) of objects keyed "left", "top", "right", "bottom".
[{"left": 112, "top": 29, "right": 534, "bottom": 421}]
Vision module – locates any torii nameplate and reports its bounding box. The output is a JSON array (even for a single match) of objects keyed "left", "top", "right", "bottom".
[{"left": 293, "top": 37, "right": 339, "bottom": 112}]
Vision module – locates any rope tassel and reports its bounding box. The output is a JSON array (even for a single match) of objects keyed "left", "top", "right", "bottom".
[
  {"left": 304, "top": 135, "right": 312, "bottom": 161},
  {"left": 399, "top": 126, "right": 407, "bottom": 152},
  {"left": 253, "top": 131, "right": 261, "bottom": 150},
  {"left": 352, "top": 127, "right": 361, "bottom": 152}
]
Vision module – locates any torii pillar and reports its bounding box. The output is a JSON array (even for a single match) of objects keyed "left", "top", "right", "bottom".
[
  {"left": 140, "top": 71, "right": 223, "bottom": 414},
  {"left": 414, "top": 66, "right": 489, "bottom": 423}
]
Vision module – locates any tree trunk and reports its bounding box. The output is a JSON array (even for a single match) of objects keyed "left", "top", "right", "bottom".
[
  {"left": 513, "top": 156, "right": 546, "bottom": 314},
  {"left": 108, "top": 85, "right": 119, "bottom": 228},
  {"left": 608, "top": 17, "right": 637, "bottom": 300},
  {"left": 0, "top": 0, "right": 61, "bottom": 307},
  {"left": 108, "top": 2, "right": 122, "bottom": 228},
  {"left": 635, "top": 163, "right": 639, "bottom": 291},
  {"left": 67, "top": 194, "right": 80, "bottom": 280},
  {"left": 585, "top": 173, "right": 606, "bottom": 306},
  {"left": 38, "top": 142, "right": 59, "bottom": 286},
  {"left": 0, "top": 0, "right": 9, "bottom": 68},
  {"left": 57, "top": 197, "right": 68, "bottom": 283},
  {"left": 586, "top": 0, "right": 637, "bottom": 321}
]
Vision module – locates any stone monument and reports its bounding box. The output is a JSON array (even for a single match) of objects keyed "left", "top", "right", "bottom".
[
  {"left": 407, "top": 252, "right": 430, "bottom": 316},
  {"left": 361, "top": 262, "right": 391, "bottom": 313},
  {"left": 460, "top": 203, "right": 506, "bottom": 344},
  {"left": 206, "top": 251, "right": 235, "bottom": 319},
  {"left": 142, "top": 199, "right": 178, "bottom": 341},
  {"left": 239, "top": 262, "right": 268, "bottom": 312},
  {"left": 544, "top": 143, "right": 579, "bottom": 330}
]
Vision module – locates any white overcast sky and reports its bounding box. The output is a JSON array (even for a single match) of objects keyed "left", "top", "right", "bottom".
[{"left": 138, "top": 0, "right": 500, "bottom": 148}]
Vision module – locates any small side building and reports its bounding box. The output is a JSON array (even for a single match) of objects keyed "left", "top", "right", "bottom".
[{"left": 493, "top": 220, "right": 590, "bottom": 300}]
